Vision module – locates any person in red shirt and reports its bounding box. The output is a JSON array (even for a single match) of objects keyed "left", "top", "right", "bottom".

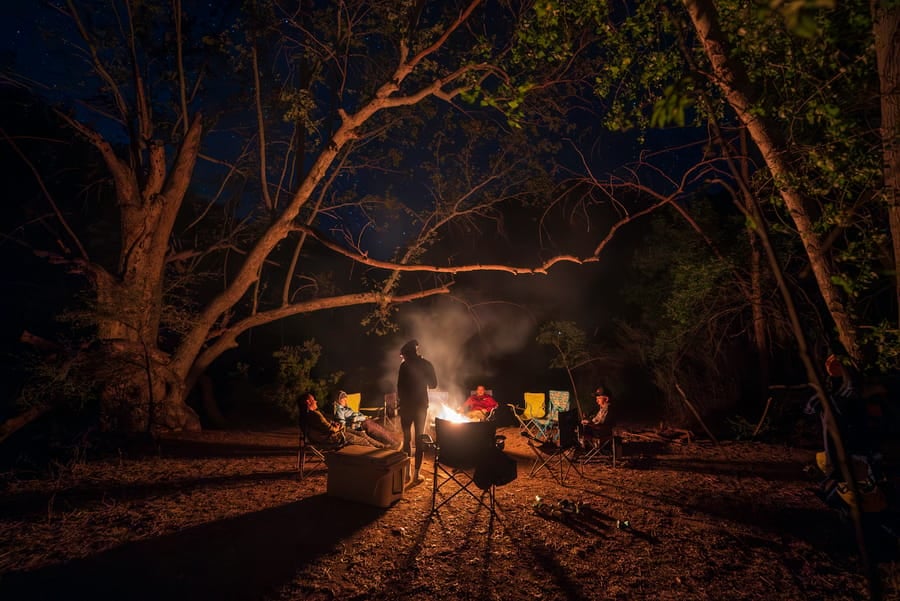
[{"left": 462, "top": 385, "right": 498, "bottom": 421}]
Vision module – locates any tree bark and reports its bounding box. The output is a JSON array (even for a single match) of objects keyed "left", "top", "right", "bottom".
[
  {"left": 81, "top": 115, "right": 205, "bottom": 432},
  {"left": 872, "top": 1, "right": 900, "bottom": 327},
  {"left": 682, "top": 0, "right": 862, "bottom": 362}
]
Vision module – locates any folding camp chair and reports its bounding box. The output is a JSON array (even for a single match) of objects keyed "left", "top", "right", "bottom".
[
  {"left": 359, "top": 394, "right": 386, "bottom": 420},
  {"left": 580, "top": 425, "right": 621, "bottom": 468},
  {"left": 508, "top": 392, "right": 547, "bottom": 440},
  {"left": 529, "top": 390, "right": 570, "bottom": 442},
  {"left": 528, "top": 410, "right": 584, "bottom": 485},
  {"left": 383, "top": 392, "right": 399, "bottom": 429},
  {"left": 344, "top": 392, "right": 362, "bottom": 413},
  {"left": 341, "top": 391, "right": 383, "bottom": 420},
  {"left": 426, "top": 418, "right": 505, "bottom": 518},
  {"left": 428, "top": 390, "right": 450, "bottom": 406},
  {"left": 297, "top": 425, "right": 343, "bottom": 480}
]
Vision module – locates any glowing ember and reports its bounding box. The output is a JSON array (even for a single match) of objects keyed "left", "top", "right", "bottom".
[{"left": 434, "top": 403, "right": 472, "bottom": 423}]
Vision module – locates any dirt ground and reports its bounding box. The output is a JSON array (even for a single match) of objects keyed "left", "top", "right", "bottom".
[{"left": 0, "top": 421, "right": 898, "bottom": 601}]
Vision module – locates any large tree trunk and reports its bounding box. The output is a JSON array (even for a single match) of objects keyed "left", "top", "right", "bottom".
[
  {"left": 682, "top": 0, "right": 862, "bottom": 362},
  {"left": 81, "top": 116, "right": 205, "bottom": 433},
  {"left": 90, "top": 340, "right": 200, "bottom": 433},
  {"left": 873, "top": 1, "right": 900, "bottom": 327}
]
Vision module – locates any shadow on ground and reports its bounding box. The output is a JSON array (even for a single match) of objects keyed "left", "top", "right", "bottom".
[
  {"left": 0, "top": 469, "right": 300, "bottom": 521},
  {"left": 0, "top": 494, "right": 383, "bottom": 601}
]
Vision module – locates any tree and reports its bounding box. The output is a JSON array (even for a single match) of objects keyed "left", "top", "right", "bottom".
[
  {"left": 2, "top": 0, "right": 627, "bottom": 433},
  {"left": 536, "top": 321, "right": 590, "bottom": 419},
  {"left": 873, "top": 1, "right": 900, "bottom": 329},
  {"left": 679, "top": 0, "right": 897, "bottom": 366}
]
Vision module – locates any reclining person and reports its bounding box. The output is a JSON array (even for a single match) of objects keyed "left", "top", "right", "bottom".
[
  {"left": 333, "top": 391, "right": 401, "bottom": 449},
  {"left": 462, "top": 385, "right": 498, "bottom": 421},
  {"left": 298, "top": 392, "right": 390, "bottom": 449}
]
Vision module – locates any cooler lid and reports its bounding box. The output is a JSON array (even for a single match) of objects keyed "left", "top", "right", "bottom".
[{"left": 327, "top": 444, "right": 407, "bottom": 467}]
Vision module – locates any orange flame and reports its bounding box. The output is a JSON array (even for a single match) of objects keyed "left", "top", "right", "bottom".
[{"left": 434, "top": 403, "right": 472, "bottom": 423}]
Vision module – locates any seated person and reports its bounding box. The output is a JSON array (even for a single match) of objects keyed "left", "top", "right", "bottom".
[
  {"left": 462, "top": 385, "right": 498, "bottom": 421},
  {"left": 581, "top": 386, "right": 613, "bottom": 447},
  {"left": 298, "top": 392, "right": 390, "bottom": 449},
  {"left": 333, "top": 391, "right": 401, "bottom": 449}
]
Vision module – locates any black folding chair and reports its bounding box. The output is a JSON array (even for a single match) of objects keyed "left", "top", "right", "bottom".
[
  {"left": 528, "top": 410, "right": 584, "bottom": 484},
  {"left": 428, "top": 418, "right": 506, "bottom": 517},
  {"left": 383, "top": 392, "right": 399, "bottom": 430},
  {"left": 296, "top": 423, "right": 343, "bottom": 480},
  {"left": 580, "top": 424, "right": 621, "bottom": 468}
]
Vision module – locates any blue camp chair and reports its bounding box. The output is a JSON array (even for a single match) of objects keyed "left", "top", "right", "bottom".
[{"left": 530, "top": 390, "right": 570, "bottom": 441}]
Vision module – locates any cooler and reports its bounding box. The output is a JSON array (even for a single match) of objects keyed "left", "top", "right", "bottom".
[{"left": 325, "top": 445, "right": 409, "bottom": 508}]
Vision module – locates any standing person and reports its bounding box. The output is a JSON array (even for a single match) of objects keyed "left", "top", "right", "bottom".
[
  {"left": 397, "top": 339, "right": 437, "bottom": 484},
  {"left": 462, "top": 385, "right": 498, "bottom": 421}
]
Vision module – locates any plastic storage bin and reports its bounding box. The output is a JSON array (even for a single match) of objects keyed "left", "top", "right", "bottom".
[{"left": 325, "top": 445, "right": 409, "bottom": 507}]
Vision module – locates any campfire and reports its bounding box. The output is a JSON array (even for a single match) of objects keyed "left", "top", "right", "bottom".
[{"left": 433, "top": 402, "right": 472, "bottom": 423}]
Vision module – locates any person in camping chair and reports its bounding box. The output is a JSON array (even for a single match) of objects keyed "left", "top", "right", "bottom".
[
  {"left": 580, "top": 386, "right": 613, "bottom": 447},
  {"left": 462, "top": 385, "right": 498, "bottom": 421},
  {"left": 333, "top": 391, "right": 401, "bottom": 449},
  {"left": 298, "top": 392, "right": 390, "bottom": 449},
  {"left": 810, "top": 354, "right": 887, "bottom": 513}
]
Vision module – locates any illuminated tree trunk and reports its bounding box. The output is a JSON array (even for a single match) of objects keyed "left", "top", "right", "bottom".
[
  {"left": 873, "top": 1, "right": 900, "bottom": 327},
  {"left": 83, "top": 116, "right": 205, "bottom": 432},
  {"left": 682, "top": 0, "right": 862, "bottom": 363}
]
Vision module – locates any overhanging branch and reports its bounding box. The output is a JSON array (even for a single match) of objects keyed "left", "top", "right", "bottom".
[{"left": 292, "top": 224, "right": 596, "bottom": 274}]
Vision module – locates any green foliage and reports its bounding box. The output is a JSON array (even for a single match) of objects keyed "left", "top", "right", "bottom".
[
  {"left": 14, "top": 348, "right": 100, "bottom": 413},
  {"left": 592, "top": 1, "right": 690, "bottom": 134},
  {"left": 617, "top": 198, "right": 789, "bottom": 417},
  {"left": 536, "top": 321, "right": 590, "bottom": 370},
  {"left": 861, "top": 322, "right": 900, "bottom": 373},
  {"left": 536, "top": 320, "right": 594, "bottom": 415},
  {"left": 460, "top": 0, "right": 608, "bottom": 128},
  {"left": 760, "top": 0, "right": 837, "bottom": 38},
  {"left": 726, "top": 414, "right": 769, "bottom": 440},
  {"left": 650, "top": 82, "right": 694, "bottom": 128},
  {"left": 266, "top": 341, "right": 343, "bottom": 422},
  {"left": 591, "top": 0, "right": 895, "bottom": 374},
  {"left": 623, "top": 203, "right": 744, "bottom": 364}
]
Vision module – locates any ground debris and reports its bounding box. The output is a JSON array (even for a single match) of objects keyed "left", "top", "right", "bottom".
[{"left": 0, "top": 426, "right": 879, "bottom": 601}]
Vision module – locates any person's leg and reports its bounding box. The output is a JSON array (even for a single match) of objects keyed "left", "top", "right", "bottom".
[
  {"left": 344, "top": 429, "right": 381, "bottom": 448},
  {"left": 411, "top": 407, "right": 427, "bottom": 480},
  {"left": 400, "top": 412, "right": 414, "bottom": 458},
  {"left": 363, "top": 419, "right": 400, "bottom": 448}
]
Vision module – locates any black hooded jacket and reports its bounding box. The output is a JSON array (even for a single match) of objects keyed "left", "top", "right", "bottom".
[{"left": 397, "top": 344, "right": 437, "bottom": 413}]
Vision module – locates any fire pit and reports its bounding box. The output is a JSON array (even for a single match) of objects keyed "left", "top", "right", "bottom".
[
  {"left": 429, "top": 417, "right": 514, "bottom": 518},
  {"left": 434, "top": 417, "right": 498, "bottom": 470}
]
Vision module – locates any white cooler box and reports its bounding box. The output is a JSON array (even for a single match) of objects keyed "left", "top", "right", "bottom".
[{"left": 325, "top": 445, "right": 409, "bottom": 508}]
